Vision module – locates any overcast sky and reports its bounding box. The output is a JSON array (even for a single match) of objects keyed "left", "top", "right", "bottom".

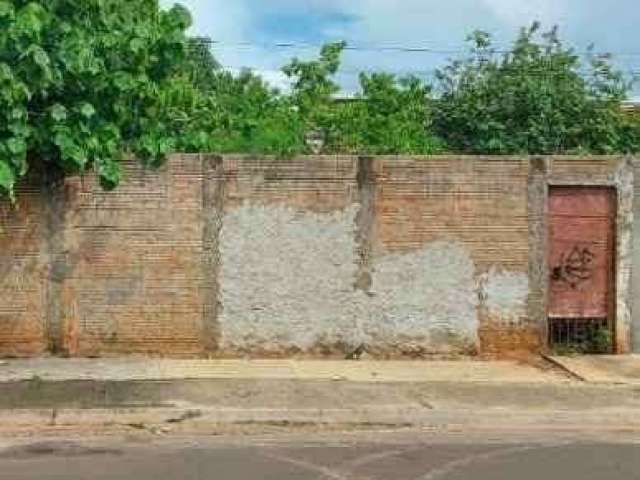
[{"left": 161, "top": 0, "right": 640, "bottom": 97}]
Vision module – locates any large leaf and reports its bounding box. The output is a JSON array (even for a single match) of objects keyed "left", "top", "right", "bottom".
[
  {"left": 0, "top": 2, "right": 14, "bottom": 20},
  {"left": 14, "top": 3, "right": 47, "bottom": 36},
  {"left": 79, "top": 103, "right": 96, "bottom": 118},
  {"left": 0, "top": 159, "right": 15, "bottom": 198},
  {"left": 50, "top": 104, "right": 67, "bottom": 122},
  {"left": 96, "top": 158, "right": 122, "bottom": 191}
]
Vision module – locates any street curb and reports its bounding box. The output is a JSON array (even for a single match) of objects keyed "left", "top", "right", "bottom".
[
  {"left": 1, "top": 406, "right": 639, "bottom": 433},
  {"left": 0, "top": 405, "right": 426, "bottom": 429}
]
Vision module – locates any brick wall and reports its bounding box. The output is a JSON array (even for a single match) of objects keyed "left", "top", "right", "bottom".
[
  {"left": 0, "top": 175, "right": 47, "bottom": 356},
  {"left": 372, "top": 157, "right": 533, "bottom": 354},
  {"left": 62, "top": 157, "right": 208, "bottom": 356},
  {"left": 0, "top": 155, "right": 634, "bottom": 357}
]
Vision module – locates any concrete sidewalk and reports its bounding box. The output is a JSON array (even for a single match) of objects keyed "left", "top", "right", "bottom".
[
  {"left": 0, "top": 358, "right": 564, "bottom": 383},
  {"left": 1, "top": 357, "right": 640, "bottom": 436},
  {"left": 547, "top": 355, "right": 640, "bottom": 384}
]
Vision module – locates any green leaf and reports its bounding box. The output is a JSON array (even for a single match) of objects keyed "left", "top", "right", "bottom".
[
  {"left": 50, "top": 104, "right": 67, "bottom": 122},
  {"left": 53, "top": 130, "right": 73, "bottom": 151},
  {"left": 8, "top": 108, "right": 25, "bottom": 121},
  {"left": 0, "top": 2, "right": 14, "bottom": 19},
  {"left": 0, "top": 0, "right": 200, "bottom": 201},
  {"left": 0, "top": 160, "right": 15, "bottom": 197},
  {"left": 21, "top": 45, "right": 51, "bottom": 82},
  {"left": 6, "top": 137, "right": 26, "bottom": 156},
  {"left": 79, "top": 103, "right": 96, "bottom": 118},
  {"left": 15, "top": 3, "right": 46, "bottom": 35},
  {"left": 8, "top": 122, "right": 29, "bottom": 137},
  {"left": 168, "top": 4, "right": 193, "bottom": 30},
  {"left": 96, "top": 158, "right": 122, "bottom": 190},
  {"left": 31, "top": 47, "right": 50, "bottom": 70},
  {"left": 129, "top": 38, "right": 145, "bottom": 53}
]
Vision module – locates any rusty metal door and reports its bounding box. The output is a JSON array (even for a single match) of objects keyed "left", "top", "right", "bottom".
[{"left": 548, "top": 187, "right": 616, "bottom": 350}]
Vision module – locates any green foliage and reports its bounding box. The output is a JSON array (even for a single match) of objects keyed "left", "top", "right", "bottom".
[
  {"left": 433, "top": 23, "right": 637, "bottom": 154},
  {"left": 1, "top": 1, "right": 638, "bottom": 203},
  {"left": 0, "top": 0, "right": 192, "bottom": 198},
  {"left": 283, "top": 41, "right": 346, "bottom": 129},
  {"left": 159, "top": 64, "right": 306, "bottom": 156},
  {"left": 552, "top": 325, "right": 613, "bottom": 356},
  {"left": 328, "top": 73, "right": 443, "bottom": 154},
  {"left": 280, "top": 42, "right": 443, "bottom": 154},
  {"left": 619, "top": 109, "right": 640, "bottom": 153},
  {"left": 590, "top": 327, "right": 613, "bottom": 354}
]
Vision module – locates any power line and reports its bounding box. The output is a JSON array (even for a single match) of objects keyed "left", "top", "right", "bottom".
[
  {"left": 220, "top": 64, "right": 640, "bottom": 78},
  {"left": 17, "top": 35, "right": 640, "bottom": 59},
  {"left": 200, "top": 40, "right": 472, "bottom": 55},
  {"left": 193, "top": 38, "right": 640, "bottom": 57}
]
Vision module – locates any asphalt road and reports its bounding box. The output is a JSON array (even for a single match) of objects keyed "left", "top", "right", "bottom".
[{"left": 0, "top": 432, "right": 639, "bottom": 480}]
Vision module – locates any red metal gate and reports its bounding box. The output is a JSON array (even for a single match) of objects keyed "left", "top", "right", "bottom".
[{"left": 547, "top": 187, "right": 616, "bottom": 351}]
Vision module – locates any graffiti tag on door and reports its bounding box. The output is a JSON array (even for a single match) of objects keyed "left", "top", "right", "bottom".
[{"left": 551, "top": 245, "right": 595, "bottom": 289}]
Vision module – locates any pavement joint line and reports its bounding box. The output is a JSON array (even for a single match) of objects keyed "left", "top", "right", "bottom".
[
  {"left": 261, "top": 451, "right": 350, "bottom": 480},
  {"left": 414, "top": 444, "right": 549, "bottom": 480},
  {"left": 540, "top": 354, "right": 588, "bottom": 382}
]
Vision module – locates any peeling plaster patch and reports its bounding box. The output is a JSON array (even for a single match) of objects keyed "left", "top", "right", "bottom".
[
  {"left": 219, "top": 203, "right": 364, "bottom": 352},
  {"left": 219, "top": 204, "right": 480, "bottom": 354},
  {"left": 367, "top": 242, "right": 479, "bottom": 352},
  {"left": 481, "top": 268, "right": 529, "bottom": 325}
]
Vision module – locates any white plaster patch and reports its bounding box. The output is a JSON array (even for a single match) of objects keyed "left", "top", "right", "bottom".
[
  {"left": 366, "top": 242, "right": 479, "bottom": 351},
  {"left": 219, "top": 204, "right": 481, "bottom": 354},
  {"left": 219, "top": 203, "right": 365, "bottom": 352},
  {"left": 481, "top": 268, "right": 529, "bottom": 325}
]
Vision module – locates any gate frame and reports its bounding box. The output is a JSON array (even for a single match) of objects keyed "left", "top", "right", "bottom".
[
  {"left": 546, "top": 185, "right": 617, "bottom": 351},
  {"left": 528, "top": 156, "right": 634, "bottom": 354}
]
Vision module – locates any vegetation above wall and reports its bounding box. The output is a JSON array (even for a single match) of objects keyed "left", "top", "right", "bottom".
[
  {"left": 0, "top": 0, "right": 197, "bottom": 199},
  {"left": 0, "top": 1, "right": 638, "bottom": 201},
  {"left": 434, "top": 25, "right": 640, "bottom": 155}
]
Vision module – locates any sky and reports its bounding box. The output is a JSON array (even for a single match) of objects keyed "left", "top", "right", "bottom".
[{"left": 160, "top": 0, "right": 640, "bottom": 98}]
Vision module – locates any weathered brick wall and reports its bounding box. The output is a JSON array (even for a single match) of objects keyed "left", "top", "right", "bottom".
[
  {"left": 62, "top": 157, "right": 208, "bottom": 356},
  {"left": 370, "top": 157, "right": 533, "bottom": 355},
  {"left": 215, "top": 155, "right": 536, "bottom": 356},
  {"left": 0, "top": 154, "right": 634, "bottom": 357},
  {"left": 0, "top": 176, "right": 48, "bottom": 356},
  {"left": 217, "top": 156, "right": 362, "bottom": 356},
  {"left": 23, "top": 156, "right": 211, "bottom": 357}
]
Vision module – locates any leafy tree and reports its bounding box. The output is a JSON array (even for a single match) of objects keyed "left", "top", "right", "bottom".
[
  {"left": 183, "top": 37, "right": 221, "bottom": 91},
  {"left": 202, "top": 69, "right": 304, "bottom": 156},
  {"left": 3, "top": 1, "right": 638, "bottom": 205},
  {"left": 620, "top": 108, "right": 640, "bottom": 153},
  {"left": 434, "top": 23, "right": 637, "bottom": 154},
  {"left": 282, "top": 42, "right": 443, "bottom": 154},
  {"left": 160, "top": 65, "right": 305, "bottom": 156},
  {"left": 328, "top": 73, "right": 443, "bottom": 154},
  {"left": 150, "top": 33, "right": 305, "bottom": 157},
  {"left": 0, "top": 0, "right": 192, "bottom": 200},
  {"left": 283, "top": 41, "right": 346, "bottom": 131}
]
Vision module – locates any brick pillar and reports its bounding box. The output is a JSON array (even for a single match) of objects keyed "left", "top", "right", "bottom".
[
  {"left": 43, "top": 173, "right": 82, "bottom": 356},
  {"left": 201, "top": 155, "right": 225, "bottom": 354},
  {"left": 353, "top": 156, "right": 377, "bottom": 295},
  {"left": 527, "top": 156, "right": 550, "bottom": 352}
]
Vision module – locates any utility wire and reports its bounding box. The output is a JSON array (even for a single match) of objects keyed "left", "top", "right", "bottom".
[
  {"left": 16, "top": 30, "right": 640, "bottom": 57},
  {"left": 193, "top": 38, "right": 640, "bottom": 57},
  {"left": 220, "top": 64, "right": 640, "bottom": 78}
]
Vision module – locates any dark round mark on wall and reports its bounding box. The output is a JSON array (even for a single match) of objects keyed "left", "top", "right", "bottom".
[{"left": 551, "top": 245, "right": 596, "bottom": 289}]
